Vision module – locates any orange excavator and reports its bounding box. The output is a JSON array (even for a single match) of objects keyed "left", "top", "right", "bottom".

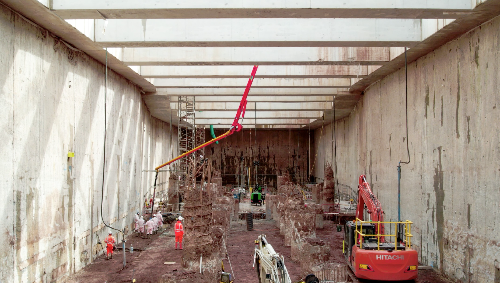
[{"left": 343, "top": 175, "right": 418, "bottom": 281}]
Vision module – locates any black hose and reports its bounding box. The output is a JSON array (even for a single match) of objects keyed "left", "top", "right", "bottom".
[
  {"left": 150, "top": 170, "right": 159, "bottom": 217},
  {"left": 100, "top": 48, "right": 123, "bottom": 235},
  {"left": 400, "top": 47, "right": 411, "bottom": 165}
]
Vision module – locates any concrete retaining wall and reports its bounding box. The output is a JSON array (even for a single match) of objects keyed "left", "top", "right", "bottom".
[
  {"left": 0, "top": 5, "right": 176, "bottom": 282},
  {"left": 314, "top": 15, "right": 500, "bottom": 282}
]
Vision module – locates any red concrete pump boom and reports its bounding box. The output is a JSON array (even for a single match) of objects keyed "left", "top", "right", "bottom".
[{"left": 356, "top": 175, "right": 384, "bottom": 236}]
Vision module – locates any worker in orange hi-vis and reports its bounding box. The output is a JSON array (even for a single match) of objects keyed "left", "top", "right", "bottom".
[
  {"left": 174, "top": 216, "right": 184, "bottom": 250},
  {"left": 104, "top": 231, "right": 116, "bottom": 259}
]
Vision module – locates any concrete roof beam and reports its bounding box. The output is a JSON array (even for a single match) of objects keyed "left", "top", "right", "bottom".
[
  {"left": 193, "top": 119, "right": 315, "bottom": 126},
  {"left": 118, "top": 47, "right": 390, "bottom": 66},
  {"left": 136, "top": 65, "right": 377, "bottom": 78},
  {"left": 94, "top": 19, "right": 422, "bottom": 48},
  {"left": 193, "top": 111, "right": 323, "bottom": 119},
  {"left": 150, "top": 78, "right": 352, "bottom": 88},
  {"left": 154, "top": 88, "right": 351, "bottom": 96},
  {"left": 168, "top": 96, "right": 339, "bottom": 102},
  {"left": 174, "top": 102, "right": 332, "bottom": 111},
  {"left": 51, "top": 0, "right": 474, "bottom": 19}
]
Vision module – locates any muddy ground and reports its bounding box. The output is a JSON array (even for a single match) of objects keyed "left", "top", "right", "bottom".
[
  {"left": 226, "top": 220, "right": 455, "bottom": 283},
  {"left": 66, "top": 207, "right": 455, "bottom": 283}
]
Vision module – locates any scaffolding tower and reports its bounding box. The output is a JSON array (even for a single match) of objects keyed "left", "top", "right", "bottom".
[
  {"left": 177, "top": 96, "right": 195, "bottom": 191},
  {"left": 177, "top": 96, "right": 206, "bottom": 191}
]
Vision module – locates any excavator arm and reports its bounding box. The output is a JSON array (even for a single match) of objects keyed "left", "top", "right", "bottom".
[{"left": 356, "top": 175, "right": 384, "bottom": 235}]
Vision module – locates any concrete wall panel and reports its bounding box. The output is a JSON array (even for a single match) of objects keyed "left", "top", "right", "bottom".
[
  {"left": 0, "top": 4, "right": 15, "bottom": 282},
  {"left": 315, "top": 15, "right": 500, "bottom": 282},
  {"left": 0, "top": 6, "right": 176, "bottom": 282}
]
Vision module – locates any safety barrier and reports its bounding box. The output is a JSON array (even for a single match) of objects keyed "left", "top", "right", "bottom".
[{"left": 354, "top": 218, "right": 413, "bottom": 250}]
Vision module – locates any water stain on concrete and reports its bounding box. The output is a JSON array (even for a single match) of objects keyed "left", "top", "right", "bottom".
[
  {"left": 441, "top": 96, "right": 444, "bottom": 127},
  {"left": 389, "top": 134, "right": 392, "bottom": 159},
  {"left": 425, "top": 85, "right": 430, "bottom": 118},
  {"left": 433, "top": 91, "right": 436, "bottom": 118},
  {"left": 431, "top": 205, "right": 435, "bottom": 228},
  {"left": 426, "top": 193, "right": 430, "bottom": 213},
  {"left": 495, "top": 259, "right": 500, "bottom": 283},
  {"left": 467, "top": 203, "right": 471, "bottom": 229},
  {"left": 474, "top": 45, "right": 480, "bottom": 68},
  {"left": 15, "top": 190, "right": 21, "bottom": 250},
  {"left": 433, "top": 146, "right": 445, "bottom": 270},
  {"left": 369, "top": 150, "right": 372, "bottom": 178},
  {"left": 467, "top": 116, "right": 471, "bottom": 144},
  {"left": 456, "top": 63, "right": 461, "bottom": 139}
]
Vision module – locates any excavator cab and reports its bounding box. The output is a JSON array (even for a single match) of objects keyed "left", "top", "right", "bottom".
[
  {"left": 343, "top": 221, "right": 376, "bottom": 263},
  {"left": 344, "top": 219, "right": 418, "bottom": 281}
]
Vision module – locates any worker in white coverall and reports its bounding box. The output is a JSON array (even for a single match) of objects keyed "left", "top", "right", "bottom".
[
  {"left": 137, "top": 216, "right": 145, "bottom": 236},
  {"left": 152, "top": 217, "right": 158, "bottom": 233},
  {"left": 146, "top": 217, "right": 154, "bottom": 238},
  {"left": 134, "top": 212, "right": 140, "bottom": 232},
  {"left": 156, "top": 211, "right": 163, "bottom": 231}
]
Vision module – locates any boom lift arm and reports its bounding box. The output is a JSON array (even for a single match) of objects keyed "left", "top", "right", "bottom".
[
  {"left": 254, "top": 235, "right": 292, "bottom": 283},
  {"left": 253, "top": 235, "right": 319, "bottom": 283}
]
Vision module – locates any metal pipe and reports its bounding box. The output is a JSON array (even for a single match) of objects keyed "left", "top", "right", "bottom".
[
  {"left": 200, "top": 255, "right": 203, "bottom": 274},
  {"left": 398, "top": 47, "right": 409, "bottom": 222},
  {"left": 150, "top": 170, "right": 159, "bottom": 217},
  {"left": 334, "top": 96, "right": 337, "bottom": 202},
  {"left": 255, "top": 163, "right": 257, "bottom": 187},
  {"left": 397, "top": 163, "right": 401, "bottom": 221},
  {"left": 308, "top": 124, "right": 311, "bottom": 180},
  {"left": 255, "top": 102, "right": 257, "bottom": 187},
  {"left": 155, "top": 130, "right": 231, "bottom": 170},
  {"left": 122, "top": 238, "right": 126, "bottom": 268}
]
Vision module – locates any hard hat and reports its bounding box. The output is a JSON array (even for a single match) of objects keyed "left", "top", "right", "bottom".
[
  {"left": 109, "top": 231, "right": 112, "bottom": 234},
  {"left": 136, "top": 212, "right": 139, "bottom": 215},
  {"left": 178, "top": 216, "right": 184, "bottom": 221}
]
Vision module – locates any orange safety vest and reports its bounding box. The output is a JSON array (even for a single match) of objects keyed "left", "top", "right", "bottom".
[
  {"left": 175, "top": 221, "right": 183, "bottom": 234},
  {"left": 105, "top": 235, "right": 115, "bottom": 246}
]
